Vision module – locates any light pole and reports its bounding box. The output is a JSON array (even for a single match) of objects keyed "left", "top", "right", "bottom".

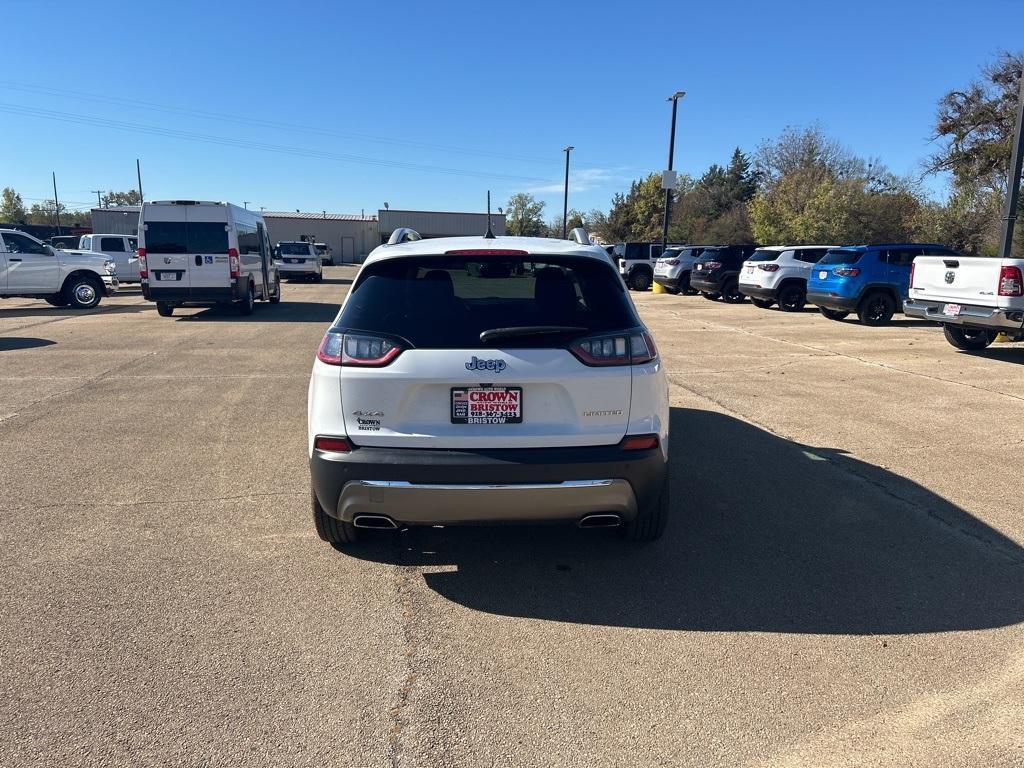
[
  {"left": 661, "top": 91, "right": 685, "bottom": 252},
  {"left": 998, "top": 75, "right": 1024, "bottom": 258},
  {"left": 562, "top": 145, "right": 574, "bottom": 238}
]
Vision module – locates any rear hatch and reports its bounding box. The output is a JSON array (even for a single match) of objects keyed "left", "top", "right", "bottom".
[
  {"left": 809, "top": 248, "right": 863, "bottom": 292},
  {"left": 279, "top": 242, "right": 315, "bottom": 269},
  {"left": 142, "top": 204, "right": 230, "bottom": 288},
  {"left": 910, "top": 256, "right": 1022, "bottom": 308},
  {"left": 325, "top": 253, "right": 652, "bottom": 449},
  {"left": 740, "top": 249, "right": 783, "bottom": 287}
]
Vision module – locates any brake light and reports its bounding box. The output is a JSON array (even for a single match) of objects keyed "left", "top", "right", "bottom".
[
  {"left": 570, "top": 330, "right": 657, "bottom": 366},
  {"left": 757, "top": 263, "right": 780, "bottom": 272},
  {"left": 317, "top": 332, "right": 403, "bottom": 367},
  {"left": 621, "top": 434, "right": 659, "bottom": 451},
  {"left": 909, "top": 261, "right": 916, "bottom": 288},
  {"left": 662, "top": 258, "right": 679, "bottom": 266},
  {"left": 998, "top": 266, "right": 1023, "bottom": 297},
  {"left": 834, "top": 267, "right": 860, "bottom": 277},
  {"left": 444, "top": 249, "right": 529, "bottom": 256},
  {"left": 137, "top": 247, "right": 148, "bottom": 279},
  {"left": 228, "top": 247, "right": 240, "bottom": 278},
  {"left": 314, "top": 436, "right": 351, "bottom": 452},
  {"left": 703, "top": 261, "right": 722, "bottom": 269}
]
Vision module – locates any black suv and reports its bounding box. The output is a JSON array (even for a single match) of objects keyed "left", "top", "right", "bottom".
[{"left": 690, "top": 245, "right": 759, "bottom": 303}]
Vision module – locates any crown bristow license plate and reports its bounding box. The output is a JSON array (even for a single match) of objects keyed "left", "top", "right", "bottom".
[{"left": 451, "top": 386, "right": 523, "bottom": 424}]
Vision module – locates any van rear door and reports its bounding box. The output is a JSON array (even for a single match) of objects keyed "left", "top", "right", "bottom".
[{"left": 184, "top": 205, "right": 231, "bottom": 291}]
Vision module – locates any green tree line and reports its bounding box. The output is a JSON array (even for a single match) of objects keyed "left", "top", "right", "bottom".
[{"left": 0, "top": 188, "right": 141, "bottom": 228}]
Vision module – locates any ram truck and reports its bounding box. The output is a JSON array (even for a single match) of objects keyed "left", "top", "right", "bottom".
[
  {"left": 904, "top": 255, "right": 1024, "bottom": 349},
  {"left": 1, "top": 228, "right": 118, "bottom": 308}
]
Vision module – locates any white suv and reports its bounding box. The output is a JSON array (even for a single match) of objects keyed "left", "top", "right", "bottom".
[
  {"left": 653, "top": 245, "right": 712, "bottom": 294},
  {"left": 307, "top": 232, "right": 670, "bottom": 546},
  {"left": 738, "top": 245, "right": 835, "bottom": 311},
  {"left": 277, "top": 241, "right": 323, "bottom": 281}
]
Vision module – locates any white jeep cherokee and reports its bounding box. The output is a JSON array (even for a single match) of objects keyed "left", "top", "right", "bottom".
[{"left": 307, "top": 232, "right": 670, "bottom": 546}]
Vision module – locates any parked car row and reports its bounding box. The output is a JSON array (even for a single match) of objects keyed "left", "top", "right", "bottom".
[{"left": 647, "top": 240, "right": 1024, "bottom": 349}]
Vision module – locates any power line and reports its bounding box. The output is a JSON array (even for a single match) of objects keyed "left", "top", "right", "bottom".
[{"left": 0, "top": 101, "right": 550, "bottom": 184}]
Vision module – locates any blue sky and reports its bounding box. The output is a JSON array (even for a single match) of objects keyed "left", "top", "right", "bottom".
[{"left": 1, "top": 0, "right": 1020, "bottom": 220}]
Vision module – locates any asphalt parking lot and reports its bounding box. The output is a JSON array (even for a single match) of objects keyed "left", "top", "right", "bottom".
[{"left": 2, "top": 266, "right": 1023, "bottom": 767}]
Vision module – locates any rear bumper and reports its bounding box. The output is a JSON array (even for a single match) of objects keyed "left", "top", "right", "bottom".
[
  {"left": 653, "top": 276, "right": 680, "bottom": 291},
  {"left": 141, "top": 282, "right": 245, "bottom": 304},
  {"left": 807, "top": 291, "right": 858, "bottom": 311},
  {"left": 310, "top": 442, "right": 667, "bottom": 526},
  {"left": 903, "top": 298, "right": 1024, "bottom": 331},
  {"left": 690, "top": 274, "right": 723, "bottom": 293},
  {"left": 280, "top": 265, "right": 320, "bottom": 276},
  {"left": 738, "top": 283, "right": 775, "bottom": 301}
]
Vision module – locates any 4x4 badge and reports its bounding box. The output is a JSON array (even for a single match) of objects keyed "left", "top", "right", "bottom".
[{"left": 465, "top": 356, "right": 507, "bottom": 372}]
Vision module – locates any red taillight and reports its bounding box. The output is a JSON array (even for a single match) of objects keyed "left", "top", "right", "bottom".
[
  {"left": 621, "top": 434, "right": 659, "bottom": 451},
  {"left": 662, "top": 258, "right": 679, "bottom": 266},
  {"left": 909, "top": 261, "right": 916, "bottom": 289},
  {"left": 757, "top": 263, "right": 780, "bottom": 272},
  {"left": 704, "top": 261, "right": 722, "bottom": 269},
  {"left": 444, "top": 249, "right": 529, "bottom": 256},
  {"left": 317, "top": 332, "right": 403, "bottom": 367},
  {"left": 998, "top": 266, "right": 1023, "bottom": 297},
  {"left": 314, "top": 436, "right": 351, "bottom": 452},
  {"left": 137, "top": 247, "right": 148, "bottom": 279},
  {"left": 228, "top": 247, "right": 240, "bottom": 278},
  {"left": 570, "top": 330, "right": 657, "bottom": 366},
  {"left": 834, "top": 267, "right": 860, "bottom": 277}
]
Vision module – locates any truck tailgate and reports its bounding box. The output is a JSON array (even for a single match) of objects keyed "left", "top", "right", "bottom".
[{"left": 910, "top": 256, "right": 1023, "bottom": 309}]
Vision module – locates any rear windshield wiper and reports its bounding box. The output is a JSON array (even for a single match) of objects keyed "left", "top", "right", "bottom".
[{"left": 479, "top": 326, "right": 587, "bottom": 344}]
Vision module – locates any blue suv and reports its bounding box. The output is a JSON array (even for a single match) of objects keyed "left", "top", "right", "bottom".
[{"left": 807, "top": 244, "right": 962, "bottom": 326}]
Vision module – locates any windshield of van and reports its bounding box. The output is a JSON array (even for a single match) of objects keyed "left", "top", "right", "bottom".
[
  {"left": 279, "top": 242, "right": 312, "bottom": 255},
  {"left": 338, "top": 256, "right": 638, "bottom": 349},
  {"left": 144, "top": 222, "right": 229, "bottom": 254},
  {"left": 748, "top": 249, "right": 782, "bottom": 262},
  {"left": 819, "top": 249, "right": 863, "bottom": 265}
]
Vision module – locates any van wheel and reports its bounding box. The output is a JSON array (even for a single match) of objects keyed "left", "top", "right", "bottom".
[
  {"left": 156, "top": 302, "right": 174, "bottom": 317},
  {"left": 63, "top": 275, "right": 102, "bottom": 309},
  {"left": 777, "top": 284, "right": 806, "bottom": 312},
  {"left": 819, "top": 307, "right": 849, "bottom": 321},
  {"left": 701, "top": 291, "right": 721, "bottom": 301},
  {"left": 751, "top": 298, "right": 774, "bottom": 309},
  {"left": 269, "top": 276, "right": 281, "bottom": 304},
  {"left": 629, "top": 271, "right": 652, "bottom": 291},
  {"left": 622, "top": 475, "right": 669, "bottom": 542},
  {"left": 312, "top": 487, "right": 358, "bottom": 546},
  {"left": 239, "top": 282, "right": 255, "bottom": 315},
  {"left": 721, "top": 280, "right": 745, "bottom": 303},
  {"left": 943, "top": 325, "right": 996, "bottom": 350},
  {"left": 857, "top": 291, "right": 896, "bottom": 326}
]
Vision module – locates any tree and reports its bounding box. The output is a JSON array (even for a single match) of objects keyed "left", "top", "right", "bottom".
[
  {"left": 505, "top": 193, "right": 546, "bottom": 236},
  {"left": 101, "top": 189, "right": 142, "bottom": 207},
  {"left": 0, "top": 187, "right": 27, "bottom": 222},
  {"left": 25, "top": 200, "right": 89, "bottom": 227}
]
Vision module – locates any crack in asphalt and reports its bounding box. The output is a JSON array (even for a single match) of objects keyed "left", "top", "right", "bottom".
[
  {"left": 388, "top": 538, "right": 421, "bottom": 768},
  {"left": 0, "top": 490, "right": 306, "bottom": 514}
]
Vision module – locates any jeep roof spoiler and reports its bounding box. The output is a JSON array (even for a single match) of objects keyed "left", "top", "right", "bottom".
[
  {"left": 387, "top": 227, "right": 422, "bottom": 245},
  {"left": 568, "top": 227, "right": 592, "bottom": 246}
]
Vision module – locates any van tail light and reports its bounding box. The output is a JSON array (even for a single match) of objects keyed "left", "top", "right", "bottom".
[
  {"left": 998, "top": 266, "right": 1023, "bottom": 297},
  {"left": 570, "top": 330, "right": 657, "bottom": 366},
  {"left": 621, "top": 434, "right": 659, "bottom": 451},
  {"left": 228, "top": 247, "right": 240, "bottom": 278},
  {"left": 834, "top": 267, "right": 860, "bottom": 277},
  {"left": 757, "top": 263, "right": 780, "bottom": 272},
  {"left": 314, "top": 436, "right": 352, "bottom": 452},
  {"left": 909, "top": 261, "right": 916, "bottom": 288},
  {"left": 317, "top": 331, "right": 403, "bottom": 367},
  {"left": 137, "top": 248, "right": 148, "bottom": 279}
]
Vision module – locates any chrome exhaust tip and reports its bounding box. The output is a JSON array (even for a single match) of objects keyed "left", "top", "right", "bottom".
[
  {"left": 578, "top": 513, "right": 622, "bottom": 528},
  {"left": 352, "top": 514, "right": 399, "bottom": 530}
]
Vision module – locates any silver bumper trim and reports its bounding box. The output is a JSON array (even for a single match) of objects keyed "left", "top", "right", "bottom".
[
  {"left": 337, "top": 478, "right": 637, "bottom": 525},
  {"left": 904, "top": 298, "right": 1024, "bottom": 330}
]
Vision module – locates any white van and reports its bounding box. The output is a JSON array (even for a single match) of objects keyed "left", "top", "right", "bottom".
[
  {"left": 77, "top": 234, "right": 140, "bottom": 281},
  {"left": 139, "top": 201, "right": 281, "bottom": 317}
]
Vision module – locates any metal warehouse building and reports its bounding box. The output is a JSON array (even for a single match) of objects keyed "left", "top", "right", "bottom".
[
  {"left": 90, "top": 206, "right": 141, "bottom": 235},
  {"left": 261, "top": 211, "right": 379, "bottom": 264},
  {"left": 377, "top": 209, "right": 505, "bottom": 241}
]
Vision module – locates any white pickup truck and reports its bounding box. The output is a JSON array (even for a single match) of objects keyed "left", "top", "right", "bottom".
[
  {"left": 904, "top": 255, "right": 1024, "bottom": 349},
  {"left": 0, "top": 228, "right": 119, "bottom": 309},
  {"left": 76, "top": 234, "right": 139, "bottom": 282}
]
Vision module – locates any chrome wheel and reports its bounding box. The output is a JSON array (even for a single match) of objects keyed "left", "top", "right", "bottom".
[{"left": 74, "top": 283, "right": 97, "bottom": 305}]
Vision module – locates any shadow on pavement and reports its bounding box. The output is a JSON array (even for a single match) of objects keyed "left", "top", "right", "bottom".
[
  {"left": 345, "top": 407, "right": 1024, "bottom": 635},
  {"left": 0, "top": 304, "right": 151, "bottom": 319},
  {"left": 965, "top": 346, "right": 1024, "bottom": 364},
  {"left": 0, "top": 337, "right": 56, "bottom": 351},
  {"left": 178, "top": 301, "right": 339, "bottom": 324}
]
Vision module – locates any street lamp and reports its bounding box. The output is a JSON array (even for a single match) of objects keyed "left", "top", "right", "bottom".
[
  {"left": 661, "top": 91, "right": 686, "bottom": 252},
  {"left": 562, "top": 145, "right": 574, "bottom": 239}
]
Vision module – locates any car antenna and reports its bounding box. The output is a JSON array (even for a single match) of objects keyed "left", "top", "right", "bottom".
[{"left": 484, "top": 190, "right": 496, "bottom": 239}]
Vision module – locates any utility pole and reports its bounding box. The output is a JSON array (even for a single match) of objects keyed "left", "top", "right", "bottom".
[
  {"left": 52, "top": 172, "right": 62, "bottom": 235},
  {"left": 91, "top": 190, "right": 103, "bottom": 208},
  {"left": 998, "top": 75, "right": 1024, "bottom": 258},
  {"left": 136, "top": 158, "right": 144, "bottom": 204},
  {"left": 562, "top": 145, "right": 574, "bottom": 239},
  {"left": 661, "top": 91, "right": 685, "bottom": 252},
  {"left": 244, "top": 201, "right": 250, "bottom": 209}
]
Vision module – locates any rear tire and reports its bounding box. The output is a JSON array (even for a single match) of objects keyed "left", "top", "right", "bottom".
[
  {"left": 315, "top": 272, "right": 323, "bottom": 283},
  {"left": 857, "top": 291, "right": 896, "bottom": 326},
  {"left": 819, "top": 307, "right": 849, "bottom": 321},
  {"left": 239, "top": 282, "right": 255, "bottom": 315},
  {"left": 721, "top": 280, "right": 745, "bottom": 303},
  {"left": 701, "top": 291, "right": 721, "bottom": 301},
  {"left": 156, "top": 302, "right": 174, "bottom": 317},
  {"left": 777, "top": 284, "right": 806, "bottom": 312},
  {"left": 680, "top": 271, "right": 694, "bottom": 294},
  {"left": 751, "top": 298, "right": 774, "bottom": 309},
  {"left": 629, "top": 270, "right": 652, "bottom": 291},
  {"left": 943, "top": 325, "right": 996, "bottom": 350},
  {"left": 63, "top": 275, "right": 102, "bottom": 309},
  {"left": 269, "top": 276, "right": 281, "bottom": 304},
  {"left": 312, "top": 488, "right": 358, "bottom": 546},
  {"left": 622, "top": 475, "right": 669, "bottom": 542}
]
